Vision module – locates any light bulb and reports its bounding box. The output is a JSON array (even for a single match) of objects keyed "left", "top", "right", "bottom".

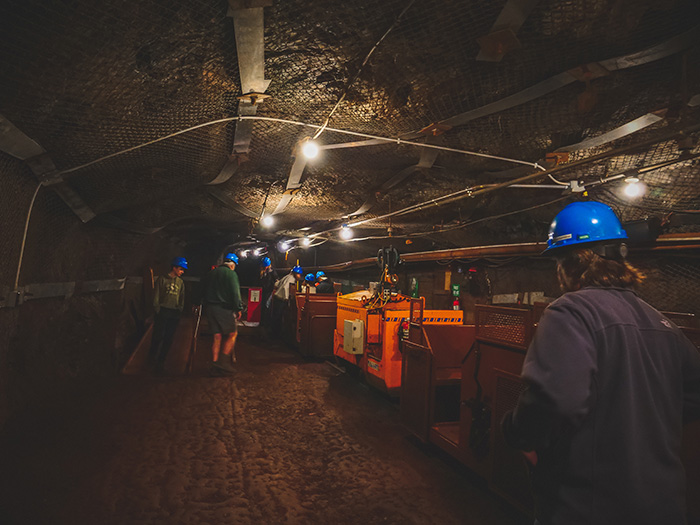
[
  {"left": 279, "top": 241, "right": 290, "bottom": 252},
  {"left": 253, "top": 248, "right": 262, "bottom": 256},
  {"left": 301, "top": 237, "right": 311, "bottom": 247},
  {"left": 623, "top": 181, "right": 645, "bottom": 198},
  {"left": 261, "top": 215, "right": 274, "bottom": 227},
  {"left": 301, "top": 140, "right": 319, "bottom": 159},
  {"left": 339, "top": 225, "right": 353, "bottom": 240}
]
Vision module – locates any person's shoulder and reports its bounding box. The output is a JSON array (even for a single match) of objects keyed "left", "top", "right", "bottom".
[
  {"left": 555, "top": 287, "right": 631, "bottom": 306},
  {"left": 544, "top": 288, "right": 607, "bottom": 317}
]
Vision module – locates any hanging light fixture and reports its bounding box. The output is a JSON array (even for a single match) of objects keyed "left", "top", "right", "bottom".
[
  {"left": 301, "top": 138, "right": 319, "bottom": 159},
  {"left": 623, "top": 176, "right": 646, "bottom": 198},
  {"left": 339, "top": 224, "right": 353, "bottom": 240}
]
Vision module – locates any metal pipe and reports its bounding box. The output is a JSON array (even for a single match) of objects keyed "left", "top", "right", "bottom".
[
  {"left": 321, "top": 233, "right": 700, "bottom": 272},
  {"left": 344, "top": 123, "right": 700, "bottom": 230}
]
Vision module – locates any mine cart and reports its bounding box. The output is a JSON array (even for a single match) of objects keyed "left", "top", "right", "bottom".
[
  {"left": 401, "top": 303, "right": 537, "bottom": 515},
  {"left": 296, "top": 287, "right": 337, "bottom": 358},
  {"left": 400, "top": 298, "right": 476, "bottom": 444},
  {"left": 334, "top": 291, "right": 462, "bottom": 394},
  {"left": 402, "top": 303, "right": 700, "bottom": 520},
  {"left": 666, "top": 312, "right": 700, "bottom": 523}
]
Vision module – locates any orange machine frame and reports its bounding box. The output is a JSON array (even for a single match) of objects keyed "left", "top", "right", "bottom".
[{"left": 334, "top": 291, "right": 462, "bottom": 394}]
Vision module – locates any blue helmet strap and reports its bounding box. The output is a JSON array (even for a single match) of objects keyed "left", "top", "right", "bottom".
[{"left": 591, "top": 242, "right": 628, "bottom": 260}]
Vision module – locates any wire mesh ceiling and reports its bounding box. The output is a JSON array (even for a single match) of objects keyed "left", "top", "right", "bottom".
[{"left": 0, "top": 0, "right": 699, "bottom": 259}]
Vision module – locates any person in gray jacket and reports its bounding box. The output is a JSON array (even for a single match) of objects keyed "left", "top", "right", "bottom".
[
  {"left": 148, "top": 256, "right": 187, "bottom": 374},
  {"left": 502, "top": 201, "right": 700, "bottom": 525}
]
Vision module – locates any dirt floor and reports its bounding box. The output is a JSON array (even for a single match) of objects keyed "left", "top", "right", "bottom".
[{"left": 0, "top": 326, "right": 530, "bottom": 525}]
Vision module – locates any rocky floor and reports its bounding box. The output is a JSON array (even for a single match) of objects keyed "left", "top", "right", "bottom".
[{"left": 0, "top": 331, "right": 529, "bottom": 525}]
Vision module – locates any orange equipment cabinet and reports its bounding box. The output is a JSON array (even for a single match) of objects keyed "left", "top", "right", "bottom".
[{"left": 334, "top": 291, "right": 462, "bottom": 394}]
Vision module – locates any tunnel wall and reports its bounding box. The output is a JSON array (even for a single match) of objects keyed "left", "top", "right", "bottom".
[{"left": 0, "top": 152, "right": 183, "bottom": 429}]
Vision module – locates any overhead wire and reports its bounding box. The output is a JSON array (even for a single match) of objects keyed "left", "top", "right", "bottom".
[
  {"left": 313, "top": 123, "right": 700, "bottom": 237},
  {"left": 309, "top": 194, "right": 571, "bottom": 245},
  {"left": 331, "top": 149, "right": 700, "bottom": 245},
  {"left": 56, "top": 115, "right": 541, "bottom": 177},
  {"left": 312, "top": 0, "right": 418, "bottom": 140}
]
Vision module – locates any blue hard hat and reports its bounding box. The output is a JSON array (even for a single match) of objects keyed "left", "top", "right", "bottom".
[
  {"left": 315, "top": 271, "right": 325, "bottom": 279},
  {"left": 224, "top": 252, "right": 239, "bottom": 264},
  {"left": 545, "top": 201, "right": 627, "bottom": 254},
  {"left": 260, "top": 256, "right": 271, "bottom": 268},
  {"left": 305, "top": 273, "right": 316, "bottom": 283},
  {"left": 292, "top": 265, "right": 303, "bottom": 275},
  {"left": 171, "top": 257, "right": 188, "bottom": 270}
]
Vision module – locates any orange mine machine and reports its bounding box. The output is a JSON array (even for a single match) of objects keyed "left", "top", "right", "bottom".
[{"left": 333, "top": 291, "right": 462, "bottom": 394}]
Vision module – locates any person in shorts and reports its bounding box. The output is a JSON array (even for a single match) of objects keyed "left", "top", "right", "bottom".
[{"left": 202, "top": 252, "right": 242, "bottom": 373}]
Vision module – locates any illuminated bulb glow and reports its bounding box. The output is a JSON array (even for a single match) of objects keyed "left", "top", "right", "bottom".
[
  {"left": 240, "top": 250, "right": 249, "bottom": 258},
  {"left": 261, "top": 215, "right": 274, "bottom": 227},
  {"left": 624, "top": 182, "right": 644, "bottom": 198},
  {"left": 301, "top": 237, "right": 311, "bottom": 247},
  {"left": 279, "top": 241, "right": 290, "bottom": 252},
  {"left": 339, "top": 226, "right": 353, "bottom": 240},
  {"left": 254, "top": 248, "right": 262, "bottom": 256},
  {"left": 301, "top": 140, "right": 319, "bottom": 159}
]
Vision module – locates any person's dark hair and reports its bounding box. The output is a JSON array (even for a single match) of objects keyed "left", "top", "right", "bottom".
[{"left": 556, "top": 246, "right": 645, "bottom": 292}]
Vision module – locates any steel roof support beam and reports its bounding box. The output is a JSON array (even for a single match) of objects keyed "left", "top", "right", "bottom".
[
  {"left": 0, "top": 114, "right": 95, "bottom": 223},
  {"left": 226, "top": 0, "right": 271, "bottom": 159},
  {"left": 403, "top": 25, "right": 700, "bottom": 139},
  {"left": 476, "top": 0, "right": 540, "bottom": 62}
]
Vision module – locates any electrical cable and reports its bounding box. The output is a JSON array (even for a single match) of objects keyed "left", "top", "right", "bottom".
[
  {"left": 15, "top": 182, "right": 43, "bottom": 290},
  {"left": 312, "top": 0, "right": 417, "bottom": 140},
  {"left": 547, "top": 173, "right": 569, "bottom": 186},
  {"left": 340, "top": 194, "right": 571, "bottom": 243},
  {"left": 312, "top": 141, "right": 700, "bottom": 244},
  {"left": 317, "top": 124, "right": 700, "bottom": 236},
  {"left": 56, "top": 115, "right": 541, "bottom": 177}
]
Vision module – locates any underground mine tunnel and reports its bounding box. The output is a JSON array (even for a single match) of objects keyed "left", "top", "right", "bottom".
[{"left": 1, "top": 1, "right": 700, "bottom": 524}]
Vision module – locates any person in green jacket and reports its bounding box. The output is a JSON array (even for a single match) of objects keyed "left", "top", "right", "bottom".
[
  {"left": 202, "top": 252, "right": 243, "bottom": 373},
  {"left": 148, "top": 256, "right": 187, "bottom": 374}
]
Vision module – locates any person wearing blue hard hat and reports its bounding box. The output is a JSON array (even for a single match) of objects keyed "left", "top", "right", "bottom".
[
  {"left": 544, "top": 200, "right": 628, "bottom": 256},
  {"left": 274, "top": 265, "right": 303, "bottom": 302},
  {"left": 148, "top": 256, "right": 188, "bottom": 373},
  {"left": 271, "top": 264, "right": 304, "bottom": 337},
  {"left": 201, "top": 252, "right": 243, "bottom": 374},
  {"left": 315, "top": 270, "right": 334, "bottom": 294},
  {"left": 502, "top": 201, "right": 700, "bottom": 525},
  {"left": 259, "top": 255, "right": 277, "bottom": 334},
  {"left": 302, "top": 273, "right": 317, "bottom": 294}
]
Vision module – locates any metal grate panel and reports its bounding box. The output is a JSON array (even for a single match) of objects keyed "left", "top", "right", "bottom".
[{"left": 475, "top": 305, "right": 532, "bottom": 350}]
